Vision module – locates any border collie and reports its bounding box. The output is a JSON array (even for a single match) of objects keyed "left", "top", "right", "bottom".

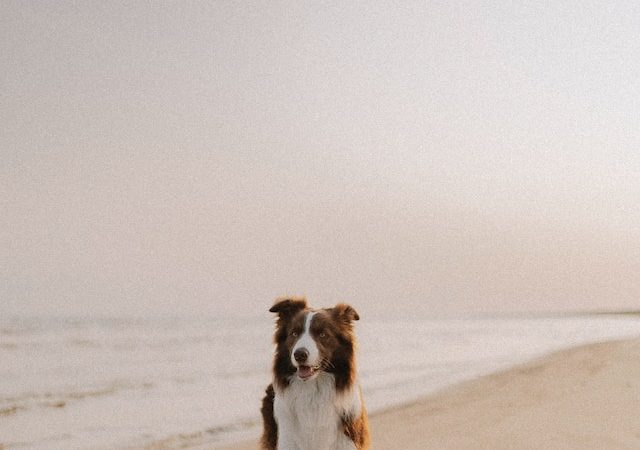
[{"left": 260, "top": 297, "right": 370, "bottom": 450}]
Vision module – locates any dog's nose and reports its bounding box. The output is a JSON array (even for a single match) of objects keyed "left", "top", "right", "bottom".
[{"left": 294, "top": 348, "right": 309, "bottom": 364}]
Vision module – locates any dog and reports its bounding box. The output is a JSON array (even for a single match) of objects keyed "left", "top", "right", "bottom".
[{"left": 260, "top": 297, "right": 370, "bottom": 450}]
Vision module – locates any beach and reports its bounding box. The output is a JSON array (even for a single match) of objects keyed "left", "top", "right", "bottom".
[
  {"left": 218, "top": 337, "right": 640, "bottom": 450},
  {"left": 4, "top": 315, "right": 640, "bottom": 449}
]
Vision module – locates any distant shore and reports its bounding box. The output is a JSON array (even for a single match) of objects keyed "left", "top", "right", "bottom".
[{"left": 215, "top": 337, "right": 640, "bottom": 450}]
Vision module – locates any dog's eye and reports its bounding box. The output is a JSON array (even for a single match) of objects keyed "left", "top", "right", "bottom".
[
  {"left": 319, "top": 332, "right": 327, "bottom": 339},
  {"left": 291, "top": 331, "right": 298, "bottom": 337}
]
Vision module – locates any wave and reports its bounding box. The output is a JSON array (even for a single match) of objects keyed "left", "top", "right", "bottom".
[{"left": 1, "top": 381, "right": 155, "bottom": 416}]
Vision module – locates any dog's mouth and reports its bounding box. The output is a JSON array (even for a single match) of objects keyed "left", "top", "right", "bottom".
[{"left": 297, "top": 365, "right": 320, "bottom": 380}]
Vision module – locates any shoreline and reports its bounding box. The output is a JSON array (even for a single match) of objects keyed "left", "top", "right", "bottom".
[{"left": 214, "top": 337, "right": 640, "bottom": 450}]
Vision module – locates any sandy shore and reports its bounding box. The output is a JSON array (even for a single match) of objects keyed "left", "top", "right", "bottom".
[{"left": 216, "top": 337, "right": 640, "bottom": 450}]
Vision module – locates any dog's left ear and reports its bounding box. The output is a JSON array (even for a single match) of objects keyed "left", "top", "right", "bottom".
[
  {"left": 269, "top": 297, "right": 308, "bottom": 318},
  {"left": 332, "top": 303, "right": 360, "bottom": 323}
]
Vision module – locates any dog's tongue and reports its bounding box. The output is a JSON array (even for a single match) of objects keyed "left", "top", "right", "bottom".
[{"left": 298, "top": 365, "right": 314, "bottom": 379}]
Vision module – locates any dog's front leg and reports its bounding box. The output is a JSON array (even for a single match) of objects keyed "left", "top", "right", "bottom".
[{"left": 273, "top": 395, "right": 299, "bottom": 450}]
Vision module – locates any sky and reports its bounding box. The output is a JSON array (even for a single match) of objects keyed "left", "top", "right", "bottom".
[{"left": 2, "top": 1, "right": 639, "bottom": 319}]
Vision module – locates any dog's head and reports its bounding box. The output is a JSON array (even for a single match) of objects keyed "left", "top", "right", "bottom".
[{"left": 269, "top": 297, "right": 360, "bottom": 391}]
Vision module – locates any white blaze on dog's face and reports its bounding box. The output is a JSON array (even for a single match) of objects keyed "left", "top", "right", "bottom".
[{"left": 290, "top": 311, "right": 320, "bottom": 380}]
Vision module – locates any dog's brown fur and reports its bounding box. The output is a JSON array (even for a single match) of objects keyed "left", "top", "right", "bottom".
[{"left": 259, "top": 384, "right": 277, "bottom": 450}]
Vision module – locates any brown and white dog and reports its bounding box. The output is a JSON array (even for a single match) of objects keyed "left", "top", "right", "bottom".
[{"left": 260, "top": 297, "right": 370, "bottom": 450}]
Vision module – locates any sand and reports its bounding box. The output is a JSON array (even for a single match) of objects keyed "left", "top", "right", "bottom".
[{"left": 216, "top": 337, "right": 640, "bottom": 450}]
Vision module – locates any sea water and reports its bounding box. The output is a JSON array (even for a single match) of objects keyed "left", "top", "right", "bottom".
[{"left": 2, "top": 313, "right": 640, "bottom": 449}]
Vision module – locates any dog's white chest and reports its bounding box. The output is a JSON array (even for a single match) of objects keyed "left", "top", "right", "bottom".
[{"left": 274, "top": 373, "right": 357, "bottom": 450}]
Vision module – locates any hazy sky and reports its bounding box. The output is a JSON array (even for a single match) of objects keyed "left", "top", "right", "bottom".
[{"left": 2, "top": 1, "right": 639, "bottom": 318}]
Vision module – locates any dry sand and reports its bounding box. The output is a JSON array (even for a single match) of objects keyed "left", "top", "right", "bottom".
[{"left": 216, "top": 337, "right": 640, "bottom": 450}]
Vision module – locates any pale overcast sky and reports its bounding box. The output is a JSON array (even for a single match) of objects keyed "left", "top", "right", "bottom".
[{"left": 2, "top": 1, "right": 639, "bottom": 318}]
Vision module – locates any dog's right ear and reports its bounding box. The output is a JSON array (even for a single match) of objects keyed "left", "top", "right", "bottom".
[{"left": 269, "top": 297, "right": 308, "bottom": 317}]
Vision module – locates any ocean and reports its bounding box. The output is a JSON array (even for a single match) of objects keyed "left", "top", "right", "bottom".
[{"left": 2, "top": 313, "right": 640, "bottom": 449}]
